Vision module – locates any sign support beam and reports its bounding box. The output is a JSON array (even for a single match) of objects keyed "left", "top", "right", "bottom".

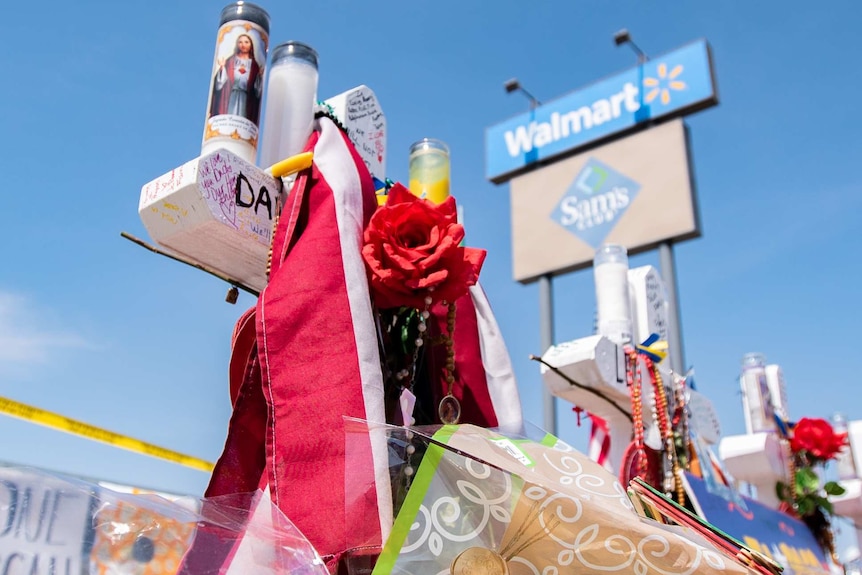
[
  {"left": 658, "top": 241, "right": 685, "bottom": 376},
  {"left": 539, "top": 274, "right": 558, "bottom": 435}
]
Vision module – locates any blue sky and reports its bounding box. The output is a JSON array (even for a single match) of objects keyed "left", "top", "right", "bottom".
[{"left": 1, "top": 0, "right": 860, "bottom": 498}]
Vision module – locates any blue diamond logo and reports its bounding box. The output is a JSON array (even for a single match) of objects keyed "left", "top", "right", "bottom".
[{"left": 550, "top": 158, "right": 641, "bottom": 248}]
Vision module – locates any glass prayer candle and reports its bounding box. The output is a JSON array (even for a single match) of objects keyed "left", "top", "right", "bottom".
[
  {"left": 201, "top": 2, "right": 270, "bottom": 163},
  {"left": 408, "top": 139, "right": 450, "bottom": 205}
]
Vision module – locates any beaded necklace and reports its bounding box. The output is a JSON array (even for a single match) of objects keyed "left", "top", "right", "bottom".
[
  {"left": 438, "top": 301, "right": 461, "bottom": 424},
  {"left": 644, "top": 356, "right": 685, "bottom": 505},
  {"left": 626, "top": 350, "right": 648, "bottom": 479}
]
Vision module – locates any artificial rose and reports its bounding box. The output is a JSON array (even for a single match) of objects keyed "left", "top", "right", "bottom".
[
  {"left": 361, "top": 184, "right": 486, "bottom": 309},
  {"left": 790, "top": 417, "right": 848, "bottom": 461}
]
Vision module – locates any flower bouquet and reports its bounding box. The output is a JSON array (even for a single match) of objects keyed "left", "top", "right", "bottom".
[{"left": 776, "top": 417, "right": 848, "bottom": 556}]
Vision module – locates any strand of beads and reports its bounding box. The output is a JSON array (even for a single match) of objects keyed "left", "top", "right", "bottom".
[
  {"left": 402, "top": 431, "right": 416, "bottom": 489},
  {"left": 399, "top": 295, "right": 433, "bottom": 490},
  {"left": 438, "top": 301, "right": 461, "bottom": 425},
  {"left": 673, "top": 375, "right": 690, "bottom": 469},
  {"left": 784, "top": 436, "right": 796, "bottom": 512},
  {"left": 627, "top": 350, "right": 647, "bottom": 478},
  {"left": 646, "top": 357, "right": 685, "bottom": 505},
  {"left": 672, "top": 375, "right": 690, "bottom": 504},
  {"left": 265, "top": 212, "right": 279, "bottom": 282},
  {"left": 647, "top": 358, "right": 673, "bottom": 494},
  {"left": 265, "top": 176, "right": 287, "bottom": 283},
  {"left": 395, "top": 297, "right": 430, "bottom": 395}
]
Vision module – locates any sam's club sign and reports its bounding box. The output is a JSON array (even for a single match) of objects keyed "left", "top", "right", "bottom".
[
  {"left": 551, "top": 158, "right": 641, "bottom": 248},
  {"left": 486, "top": 40, "right": 716, "bottom": 182}
]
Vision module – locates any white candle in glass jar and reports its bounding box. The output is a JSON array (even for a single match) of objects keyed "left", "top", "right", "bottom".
[
  {"left": 740, "top": 352, "right": 775, "bottom": 434},
  {"left": 594, "top": 244, "right": 633, "bottom": 346},
  {"left": 258, "top": 42, "right": 319, "bottom": 170}
]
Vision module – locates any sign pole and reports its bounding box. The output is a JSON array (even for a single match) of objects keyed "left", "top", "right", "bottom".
[
  {"left": 658, "top": 241, "right": 685, "bottom": 375},
  {"left": 539, "top": 274, "right": 558, "bottom": 435}
]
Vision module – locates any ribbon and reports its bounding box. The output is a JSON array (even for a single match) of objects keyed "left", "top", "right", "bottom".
[
  {"left": 635, "top": 333, "right": 668, "bottom": 363},
  {"left": 374, "top": 177, "right": 395, "bottom": 205},
  {"left": 588, "top": 414, "right": 611, "bottom": 468},
  {"left": 773, "top": 413, "right": 793, "bottom": 439}
]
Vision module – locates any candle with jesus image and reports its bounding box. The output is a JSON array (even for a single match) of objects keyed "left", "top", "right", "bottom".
[{"left": 201, "top": 2, "right": 270, "bottom": 163}]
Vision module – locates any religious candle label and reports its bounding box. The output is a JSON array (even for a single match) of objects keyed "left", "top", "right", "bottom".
[{"left": 203, "top": 19, "right": 269, "bottom": 152}]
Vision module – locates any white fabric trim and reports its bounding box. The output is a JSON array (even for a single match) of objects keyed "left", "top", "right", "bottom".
[
  {"left": 313, "top": 117, "right": 392, "bottom": 542},
  {"left": 471, "top": 283, "right": 524, "bottom": 432}
]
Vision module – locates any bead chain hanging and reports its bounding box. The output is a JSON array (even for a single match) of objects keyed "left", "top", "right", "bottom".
[
  {"left": 673, "top": 375, "right": 690, "bottom": 467},
  {"left": 626, "top": 350, "right": 648, "bottom": 478},
  {"left": 784, "top": 436, "right": 796, "bottom": 510},
  {"left": 394, "top": 296, "right": 431, "bottom": 403},
  {"left": 438, "top": 301, "right": 461, "bottom": 425},
  {"left": 265, "top": 175, "right": 289, "bottom": 283},
  {"left": 397, "top": 294, "right": 433, "bottom": 492},
  {"left": 402, "top": 432, "right": 416, "bottom": 489},
  {"left": 645, "top": 356, "right": 686, "bottom": 505},
  {"left": 266, "top": 211, "right": 280, "bottom": 282},
  {"left": 398, "top": 308, "right": 423, "bottom": 491},
  {"left": 673, "top": 375, "right": 691, "bottom": 501},
  {"left": 647, "top": 358, "right": 673, "bottom": 492}
]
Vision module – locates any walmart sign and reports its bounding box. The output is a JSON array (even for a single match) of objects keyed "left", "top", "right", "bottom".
[{"left": 486, "top": 40, "right": 716, "bottom": 182}]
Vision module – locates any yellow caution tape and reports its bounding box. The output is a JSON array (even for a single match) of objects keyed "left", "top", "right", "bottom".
[{"left": 0, "top": 395, "right": 214, "bottom": 473}]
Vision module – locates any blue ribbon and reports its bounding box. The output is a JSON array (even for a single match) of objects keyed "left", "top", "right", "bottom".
[{"left": 635, "top": 333, "right": 668, "bottom": 363}]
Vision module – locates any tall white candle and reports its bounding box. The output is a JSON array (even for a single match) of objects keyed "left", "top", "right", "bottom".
[
  {"left": 740, "top": 352, "right": 775, "bottom": 434},
  {"left": 258, "top": 42, "right": 319, "bottom": 170},
  {"left": 594, "top": 244, "right": 633, "bottom": 346},
  {"left": 832, "top": 414, "right": 859, "bottom": 480}
]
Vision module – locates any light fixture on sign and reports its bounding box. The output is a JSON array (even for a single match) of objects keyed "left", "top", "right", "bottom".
[
  {"left": 613, "top": 28, "right": 648, "bottom": 63},
  {"left": 503, "top": 78, "right": 542, "bottom": 110}
]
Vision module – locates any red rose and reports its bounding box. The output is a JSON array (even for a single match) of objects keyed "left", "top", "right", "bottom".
[
  {"left": 361, "top": 184, "right": 486, "bottom": 309},
  {"left": 790, "top": 417, "right": 848, "bottom": 461}
]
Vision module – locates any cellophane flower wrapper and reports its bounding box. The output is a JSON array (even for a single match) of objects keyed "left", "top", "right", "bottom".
[
  {"left": 342, "top": 418, "right": 405, "bottom": 557},
  {"left": 0, "top": 465, "right": 328, "bottom": 575},
  {"left": 360, "top": 423, "right": 761, "bottom": 575}
]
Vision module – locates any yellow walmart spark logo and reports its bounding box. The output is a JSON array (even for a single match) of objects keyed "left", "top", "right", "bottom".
[{"left": 644, "top": 63, "right": 687, "bottom": 105}]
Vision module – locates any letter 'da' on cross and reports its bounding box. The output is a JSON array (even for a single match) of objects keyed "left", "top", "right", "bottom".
[{"left": 234, "top": 172, "right": 273, "bottom": 220}]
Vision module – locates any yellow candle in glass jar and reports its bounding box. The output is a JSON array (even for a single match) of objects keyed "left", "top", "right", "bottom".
[{"left": 408, "top": 139, "right": 450, "bottom": 205}]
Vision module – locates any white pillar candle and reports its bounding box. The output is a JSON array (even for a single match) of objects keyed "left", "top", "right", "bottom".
[
  {"left": 832, "top": 413, "right": 858, "bottom": 480},
  {"left": 740, "top": 353, "right": 775, "bottom": 434},
  {"left": 594, "top": 244, "right": 633, "bottom": 346},
  {"left": 258, "top": 42, "right": 319, "bottom": 170}
]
